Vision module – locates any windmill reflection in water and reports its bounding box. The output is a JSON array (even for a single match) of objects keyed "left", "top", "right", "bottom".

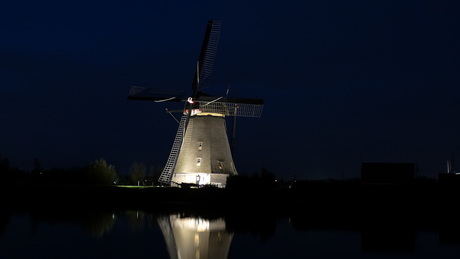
[{"left": 158, "top": 214, "right": 233, "bottom": 259}]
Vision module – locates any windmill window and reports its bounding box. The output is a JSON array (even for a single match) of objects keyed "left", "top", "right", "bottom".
[
  {"left": 218, "top": 161, "right": 223, "bottom": 170},
  {"left": 198, "top": 142, "right": 203, "bottom": 151},
  {"left": 196, "top": 158, "right": 201, "bottom": 166}
]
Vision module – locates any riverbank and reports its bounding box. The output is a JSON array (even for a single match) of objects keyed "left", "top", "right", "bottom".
[{"left": 4, "top": 179, "right": 460, "bottom": 215}]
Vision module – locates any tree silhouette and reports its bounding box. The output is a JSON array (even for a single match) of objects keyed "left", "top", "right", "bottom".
[
  {"left": 87, "top": 158, "right": 118, "bottom": 185},
  {"left": 148, "top": 165, "right": 163, "bottom": 186},
  {"left": 31, "top": 158, "right": 43, "bottom": 179},
  {"left": 0, "top": 155, "right": 10, "bottom": 175},
  {"left": 129, "top": 161, "right": 146, "bottom": 185}
]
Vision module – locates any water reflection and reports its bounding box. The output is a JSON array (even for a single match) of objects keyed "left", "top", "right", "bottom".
[
  {"left": 158, "top": 213, "right": 233, "bottom": 259},
  {"left": 2, "top": 208, "right": 460, "bottom": 258},
  {"left": 2, "top": 208, "right": 117, "bottom": 238},
  {"left": 0, "top": 209, "right": 235, "bottom": 259},
  {"left": 360, "top": 226, "right": 416, "bottom": 253}
]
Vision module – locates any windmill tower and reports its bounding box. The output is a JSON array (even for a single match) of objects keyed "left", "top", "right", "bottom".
[{"left": 128, "top": 20, "right": 264, "bottom": 188}]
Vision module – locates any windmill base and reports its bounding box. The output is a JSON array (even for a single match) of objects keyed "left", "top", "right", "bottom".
[{"left": 171, "top": 173, "right": 230, "bottom": 188}]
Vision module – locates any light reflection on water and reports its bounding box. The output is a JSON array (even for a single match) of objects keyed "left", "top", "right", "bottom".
[
  {"left": 158, "top": 214, "right": 233, "bottom": 259},
  {"left": 1, "top": 209, "right": 460, "bottom": 259}
]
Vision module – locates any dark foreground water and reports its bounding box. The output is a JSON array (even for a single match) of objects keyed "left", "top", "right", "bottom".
[{"left": 2, "top": 208, "right": 460, "bottom": 259}]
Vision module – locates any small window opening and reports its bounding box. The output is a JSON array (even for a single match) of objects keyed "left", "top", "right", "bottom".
[
  {"left": 198, "top": 142, "right": 203, "bottom": 151},
  {"left": 196, "top": 158, "right": 201, "bottom": 166}
]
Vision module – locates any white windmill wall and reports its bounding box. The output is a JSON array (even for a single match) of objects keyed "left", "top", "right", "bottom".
[{"left": 171, "top": 114, "right": 237, "bottom": 187}]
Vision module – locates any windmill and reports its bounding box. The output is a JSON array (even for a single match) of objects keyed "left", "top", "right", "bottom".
[{"left": 127, "top": 20, "right": 264, "bottom": 188}]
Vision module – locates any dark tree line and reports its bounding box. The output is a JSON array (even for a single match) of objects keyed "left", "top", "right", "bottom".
[
  {"left": 226, "top": 167, "right": 278, "bottom": 190},
  {"left": 39, "top": 158, "right": 118, "bottom": 185},
  {"left": 0, "top": 155, "right": 28, "bottom": 184},
  {"left": 1, "top": 153, "right": 282, "bottom": 188},
  {"left": 127, "top": 161, "right": 162, "bottom": 186},
  {"left": 0, "top": 156, "right": 118, "bottom": 186},
  {"left": 0, "top": 154, "right": 166, "bottom": 186}
]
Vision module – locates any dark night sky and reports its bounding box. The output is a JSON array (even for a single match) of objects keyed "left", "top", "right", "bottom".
[{"left": 1, "top": 0, "right": 459, "bottom": 180}]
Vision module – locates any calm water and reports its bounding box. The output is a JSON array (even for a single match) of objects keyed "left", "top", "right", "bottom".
[{"left": 2, "top": 209, "right": 460, "bottom": 259}]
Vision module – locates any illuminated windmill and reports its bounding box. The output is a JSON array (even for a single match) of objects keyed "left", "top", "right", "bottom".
[{"left": 127, "top": 20, "right": 264, "bottom": 188}]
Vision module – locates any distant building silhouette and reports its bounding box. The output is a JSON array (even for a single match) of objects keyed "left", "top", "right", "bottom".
[
  {"left": 361, "top": 162, "right": 415, "bottom": 184},
  {"left": 438, "top": 173, "right": 460, "bottom": 183},
  {"left": 438, "top": 155, "right": 460, "bottom": 183}
]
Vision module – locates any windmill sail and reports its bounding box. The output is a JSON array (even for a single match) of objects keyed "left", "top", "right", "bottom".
[
  {"left": 127, "top": 86, "right": 185, "bottom": 102},
  {"left": 127, "top": 21, "right": 222, "bottom": 103},
  {"left": 192, "top": 20, "right": 221, "bottom": 92},
  {"left": 194, "top": 96, "right": 264, "bottom": 117}
]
